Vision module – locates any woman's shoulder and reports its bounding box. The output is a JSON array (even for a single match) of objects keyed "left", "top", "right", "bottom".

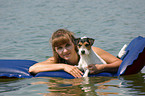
[
  {"left": 92, "top": 46, "right": 110, "bottom": 56},
  {"left": 45, "top": 57, "right": 56, "bottom": 63},
  {"left": 92, "top": 46, "right": 105, "bottom": 53}
]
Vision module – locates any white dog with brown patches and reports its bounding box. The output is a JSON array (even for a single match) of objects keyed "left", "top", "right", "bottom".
[{"left": 75, "top": 36, "right": 107, "bottom": 77}]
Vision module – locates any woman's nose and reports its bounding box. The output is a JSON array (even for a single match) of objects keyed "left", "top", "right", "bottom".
[{"left": 63, "top": 48, "right": 68, "bottom": 52}]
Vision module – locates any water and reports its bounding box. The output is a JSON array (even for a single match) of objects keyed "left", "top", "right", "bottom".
[{"left": 0, "top": 0, "right": 145, "bottom": 95}]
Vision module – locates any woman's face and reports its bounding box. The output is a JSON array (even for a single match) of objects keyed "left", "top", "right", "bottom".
[{"left": 55, "top": 40, "right": 76, "bottom": 61}]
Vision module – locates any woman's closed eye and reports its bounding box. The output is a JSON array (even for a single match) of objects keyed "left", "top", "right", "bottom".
[
  {"left": 57, "top": 47, "right": 63, "bottom": 51},
  {"left": 66, "top": 43, "right": 73, "bottom": 49},
  {"left": 66, "top": 44, "right": 71, "bottom": 47}
]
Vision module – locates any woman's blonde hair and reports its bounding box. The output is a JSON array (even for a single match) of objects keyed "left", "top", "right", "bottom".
[{"left": 50, "top": 29, "right": 78, "bottom": 63}]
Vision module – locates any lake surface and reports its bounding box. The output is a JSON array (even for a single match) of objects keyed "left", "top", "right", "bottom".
[{"left": 0, "top": 0, "right": 145, "bottom": 95}]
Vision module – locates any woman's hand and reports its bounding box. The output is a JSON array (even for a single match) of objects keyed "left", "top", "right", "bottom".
[
  {"left": 88, "top": 64, "right": 105, "bottom": 74},
  {"left": 62, "top": 64, "right": 83, "bottom": 78}
]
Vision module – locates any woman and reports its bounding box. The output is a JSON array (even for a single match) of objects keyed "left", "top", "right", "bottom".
[{"left": 29, "top": 29, "right": 122, "bottom": 78}]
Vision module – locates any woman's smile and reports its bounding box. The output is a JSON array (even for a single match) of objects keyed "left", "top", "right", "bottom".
[{"left": 63, "top": 52, "right": 71, "bottom": 58}]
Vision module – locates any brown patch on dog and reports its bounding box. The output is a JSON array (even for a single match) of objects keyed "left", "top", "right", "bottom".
[
  {"left": 77, "top": 42, "right": 83, "bottom": 48},
  {"left": 83, "top": 42, "right": 91, "bottom": 50}
]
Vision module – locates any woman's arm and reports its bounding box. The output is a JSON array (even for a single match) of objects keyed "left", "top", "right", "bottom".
[
  {"left": 29, "top": 57, "right": 83, "bottom": 78},
  {"left": 29, "top": 57, "right": 61, "bottom": 73},
  {"left": 88, "top": 47, "right": 122, "bottom": 74}
]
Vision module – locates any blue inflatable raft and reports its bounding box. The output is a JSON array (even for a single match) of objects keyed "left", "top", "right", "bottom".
[{"left": 0, "top": 36, "right": 145, "bottom": 79}]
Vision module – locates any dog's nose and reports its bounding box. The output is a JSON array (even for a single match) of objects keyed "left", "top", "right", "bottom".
[{"left": 81, "top": 50, "right": 85, "bottom": 54}]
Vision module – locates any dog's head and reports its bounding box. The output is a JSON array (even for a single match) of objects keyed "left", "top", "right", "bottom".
[{"left": 75, "top": 36, "right": 95, "bottom": 55}]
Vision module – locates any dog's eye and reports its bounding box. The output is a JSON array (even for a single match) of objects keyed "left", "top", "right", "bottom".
[
  {"left": 85, "top": 44, "right": 89, "bottom": 47},
  {"left": 78, "top": 44, "right": 82, "bottom": 47}
]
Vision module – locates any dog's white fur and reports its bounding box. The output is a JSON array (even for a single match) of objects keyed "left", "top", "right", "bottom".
[
  {"left": 117, "top": 44, "right": 127, "bottom": 58},
  {"left": 77, "top": 37, "right": 107, "bottom": 77}
]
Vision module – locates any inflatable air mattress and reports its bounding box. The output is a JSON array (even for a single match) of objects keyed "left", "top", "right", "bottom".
[{"left": 0, "top": 36, "right": 145, "bottom": 79}]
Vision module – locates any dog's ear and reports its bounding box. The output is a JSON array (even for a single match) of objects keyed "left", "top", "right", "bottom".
[
  {"left": 88, "top": 38, "right": 95, "bottom": 45},
  {"left": 74, "top": 38, "right": 80, "bottom": 45}
]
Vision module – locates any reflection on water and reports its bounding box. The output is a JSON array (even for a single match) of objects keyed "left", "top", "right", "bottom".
[
  {"left": 0, "top": 78, "right": 30, "bottom": 94},
  {"left": 119, "top": 72, "right": 145, "bottom": 95},
  {"left": 32, "top": 77, "right": 119, "bottom": 96},
  {"left": 0, "top": 72, "right": 145, "bottom": 96},
  {"left": 31, "top": 72, "right": 145, "bottom": 96},
  {"left": 0, "top": 78, "right": 21, "bottom": 93}
]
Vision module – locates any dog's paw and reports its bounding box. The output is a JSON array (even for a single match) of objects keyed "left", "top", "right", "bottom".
[
  {"left": 83, "top": 72, "right": 88, "bottom": 77},
  {"left": 83, "top": 75, "right": 88, "bottom": 77}
]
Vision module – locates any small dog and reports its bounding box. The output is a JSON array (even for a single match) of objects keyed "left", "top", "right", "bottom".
[{"left": 75, "top": 36, "right": 107, "bottom": 77}]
